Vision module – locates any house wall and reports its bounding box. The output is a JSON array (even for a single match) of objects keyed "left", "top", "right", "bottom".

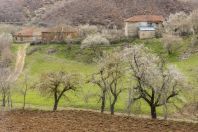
[
  {"left": 13, "top": 35, "right": 42, "bottom": 43},
  {"left": 13, "top": 36, "right": 33, "bottom": 43},
  {"left": 138, "top": 30, "right": 155, "bottom": 39},
  {"left": 42, "top": 32, "right": 78, "bottom": 43},
  {"left": 125, "top": 21, "right": 162, "bottom": 37},
  {"left": 125, "top": 22, "right": 139, "bottom": 37}
]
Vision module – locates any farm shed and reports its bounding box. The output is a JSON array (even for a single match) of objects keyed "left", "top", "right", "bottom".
[
  {"left": 42, "top": 25, "right": 79, "bottom": 43},
  {"left": 13, "top": 27, "right": 43, "bottom": 43},
  {"left": 124, "top": 15, "right": 164, "bottom": 39}
]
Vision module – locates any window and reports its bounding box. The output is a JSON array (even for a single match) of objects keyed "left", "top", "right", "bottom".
[{"left": 147, "top": 22, "right": 153, "bottom": 27}]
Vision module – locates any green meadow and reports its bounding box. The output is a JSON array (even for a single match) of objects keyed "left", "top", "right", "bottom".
[{"left": 10, "top": 38, "right": 198, "bottom": 116}]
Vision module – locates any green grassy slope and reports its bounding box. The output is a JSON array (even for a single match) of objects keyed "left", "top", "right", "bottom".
[{"left": 11, "top": 38, "right": 198, "bottom": 116}]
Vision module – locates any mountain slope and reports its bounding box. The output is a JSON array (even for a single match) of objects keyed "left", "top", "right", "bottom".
[
  {"left": 0, "top": 0, "right": 193, "bottom": 27},
  {"left": 34, "top": 0, "right": 192, "bottom": 27}
]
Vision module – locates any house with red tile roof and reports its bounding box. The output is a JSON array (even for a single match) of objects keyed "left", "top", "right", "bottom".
[
  {"left": 124, "top": 15, "right": 164, "bottom": 39},
  {"left": 13, "top": 27, "right": 43, "bottom": 43},
  {"left": 13, "top": 25, "right": 79, "bottom": 43}
]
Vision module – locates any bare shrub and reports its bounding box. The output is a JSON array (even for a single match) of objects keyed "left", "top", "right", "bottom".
[
  {"left": 162, "top": 34, "right": 183, "bottom": 54},
  {"left": 0, "top": 33, "right": 13, "bottom": 66},
  {"left": 191, "top": 35, "right": 198, "bottom": 48},
  {"left": 26, "top": 46, "right": 41, "bottom": 56},
  {"left": 0, "top": 24, "right": 19, "bottom": 34},
  {"left": 190, "top": 9, "right": 198, "bottom": 34}
]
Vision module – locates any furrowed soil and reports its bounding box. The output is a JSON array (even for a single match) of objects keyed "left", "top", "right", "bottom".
[{"left": 0, "top": 110, "right": 197, "bottom": 132}]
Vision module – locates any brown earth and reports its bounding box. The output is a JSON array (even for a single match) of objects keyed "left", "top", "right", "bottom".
[{"left": 0, "top": 110, "right": 197, "bottom": 132}]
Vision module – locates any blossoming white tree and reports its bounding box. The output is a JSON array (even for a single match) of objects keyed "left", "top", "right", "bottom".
[
  {"left": 36, "top": 71, "right": 81, "bottom": 111},
  {"left": 123, "top": 45, "right": 186, "bottom": 119},
  {"left": 89, "top": 51, "right": 125, "bottom": 115},
  {"left": 164, "top": 12, "right": 191, "bottom": 35},
  {"left": 81, "top": 34, "right": 110, "bottom": 58}
]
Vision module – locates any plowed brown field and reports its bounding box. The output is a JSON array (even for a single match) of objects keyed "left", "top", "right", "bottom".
[{"left": 0, "top": 110, "right": 197, "bottom": 132}]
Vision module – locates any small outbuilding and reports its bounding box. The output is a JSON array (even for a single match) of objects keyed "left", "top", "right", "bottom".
[
  {"left": 13, "top": 27, "right": 43, "bottom": 43},
  {"left": 41, "top": 25, "right": 78, "bottom": 43},
  {"left": 124, "top": 15, "right": 164, "bottom": 39}
]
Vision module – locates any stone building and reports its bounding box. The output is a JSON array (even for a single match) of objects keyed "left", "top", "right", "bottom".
[
  {"left": 124, "top": 15, "right": 164, "bottom": 39},
  {"left": 41, "top": 25, "right": 78, "bottom": 43},
  {"left": 13, "top": 27, "right": 43, "bottom": 43}
]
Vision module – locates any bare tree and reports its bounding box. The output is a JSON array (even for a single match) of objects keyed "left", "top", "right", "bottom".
[
  {"left": 19, "top": 73, "right": 31, "bottom": 110},
  {"left": 89, "top": 51, "right": 125, "bottom": 115},
  {"left": 0, "top": 67, "right": 12, "bottom": 107},
  {"left": 89, "top": 70, "right": 109, "bottom": 113},
  {"left": 123, "top": 45, "right": 186, "bottom": 119},
  {"left": 36, "top": 71, "right": 81, "bottom": 111},
  {"left": 0, "top": 33, "right": 13, "bottom": 108}
]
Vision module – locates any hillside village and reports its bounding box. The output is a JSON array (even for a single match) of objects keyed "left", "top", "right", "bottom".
[
  {"left": 12, "top": 15, "right": 165, "bottom": 44},
  {"left": 0, "top": 0, "right": 198, "bottom": 132}
]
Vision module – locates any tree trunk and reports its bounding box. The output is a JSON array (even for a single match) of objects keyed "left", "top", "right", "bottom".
[
  {"left": 151, "top": 105, "right": 157, "bottom": 119},
  {"left": 23, "top": 93, "right": 27, "bottom": 110},
  {"left": 163, "top": 103, "right": 168, "bottom": 120},
  {"left": 100, "top": 89, "right": 107, "bottom": 113},
  {"left": 53, "top": 100, "right": 59, "bottom": 111},
  {"left": 110, "top": 104, "right": 115, "bottom": 115},
  {"left": 2, "top": 95, "right": 6, "bottom": 107},
  {"left": 110, "top": 96, "right": 117, "bottom": 115},
  {"left": 168, "top": 49, "right": 172, "bottom": 55},
  {"left": 101, "top": 93, "right": 106, "bottom": 113}
]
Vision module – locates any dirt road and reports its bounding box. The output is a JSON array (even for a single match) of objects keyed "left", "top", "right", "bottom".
[{"left": 8, "top": 44, "right": 28, "bottom": 82}]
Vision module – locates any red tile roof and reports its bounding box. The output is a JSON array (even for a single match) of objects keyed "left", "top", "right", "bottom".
[
  {"left": 15, "top": 27, "right": 34, "bottom": 37},
  {"left": 125, "top": 15, "right": 164, "bottom": 23}
]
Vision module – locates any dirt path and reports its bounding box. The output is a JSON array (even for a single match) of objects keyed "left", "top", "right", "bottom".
[{"left": 8, "top": 44, "right": 28, "bottom": 82}]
